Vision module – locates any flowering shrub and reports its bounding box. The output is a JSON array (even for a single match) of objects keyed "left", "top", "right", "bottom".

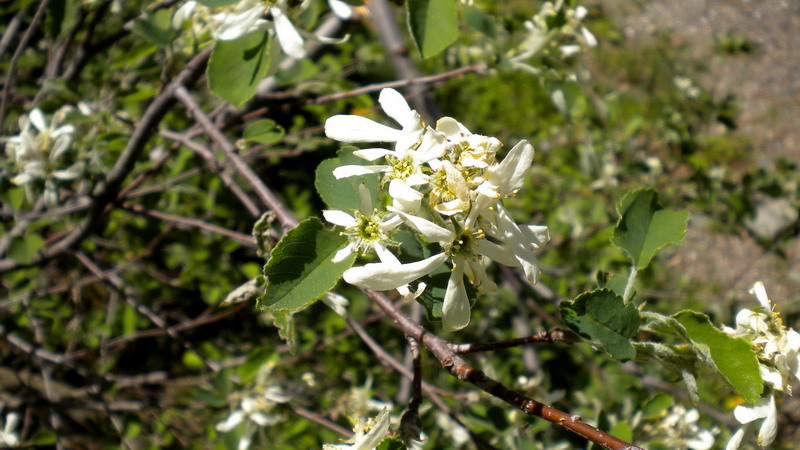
[{"left": 1, "top": 0, "right": 797, "bottom": 449}]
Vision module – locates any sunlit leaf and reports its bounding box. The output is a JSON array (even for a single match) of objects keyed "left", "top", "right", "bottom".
[
  {"left": 560, "top": 289, "right": 640, "bottom": 360},
  {"left": 406, "top": 0, "right": 458, "bottom": 59},
  {"left": 208, "top": 32, "right": 273, "bottom": 106},
  {"left": 612, "top": 188, "right": 689, "bottom": 269}
]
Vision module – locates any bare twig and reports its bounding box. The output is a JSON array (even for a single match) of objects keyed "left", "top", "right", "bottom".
[
  {"left": 366, "top": 0, "right": 441, "bottom": 124},
  {"left": 121, "top": 203, "right": 255, "bottom": 247},
  {"left": 0, "top": 46, "right": 212, "bottom": 274},
  {"left": 0, "top": 0, "right": 50, "bottom": 130},
  {"left": 365, "top": 290, "right": 643, "bottom": 450},
  {"left": 174, "top": 86, "right": 297, "bottom": 229},
  {"left": 292, "top": 406, "right": 354, "bottom": 438},
  {"left": 448, "top": 330, "right": 578, "bottom": 354},
  {"left": 159, "top": 129, "right": 261, "bottom": 217},
  {"left": 309, "top": 65, "right": 487, "bottom": 105}
]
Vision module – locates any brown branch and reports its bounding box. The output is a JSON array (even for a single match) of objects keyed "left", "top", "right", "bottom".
[
  {"left": 158, "top": 129, "right": 262, "bottom": 217},
  {"left": 309, "top": 65, "right": 487, "bottom": 105},
  {"left": 365, "top": 290, "right": 643, "bottom": 450},
  {"left": 0, "top": 46, "right": 212, "bottom": 274},
  {"left": 173, "top": 86, "right": 297, "bottom": 229},
  {"left": 448, "top": 330, "right": 578, "bottom": 354},
  {"left": 120, "top": 203, "right": 255, "bottom": 247},
  {"left": 292, "top": 406, "right": 354, "bottom": 439},
  {"left": 0, "top": 0, "right": 50, "bottom": 130}
]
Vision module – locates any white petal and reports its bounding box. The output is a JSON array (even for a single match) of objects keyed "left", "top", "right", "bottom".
[
  {"left": 404, "top": 172, "right": 430, "bottom": 186},
  {"left": 413, "top": 128, "right": 447, "bottom": 163},
  {"left": 352, "top": 148, "right": 394, "bottom": 161},
  {"left": 352, "top": 409, "right": 391, "bottom": 450},
  {"left": 215, "top": 6, "right": 265, "bottom": 40},
  {"left": 11, "top": 172, "right": 36, "bottom": 185},
  {"left": 373, "top": 243, "right": 400, "bottom": 265},
  {"left": 332, "top": 242, "right": 356, "bottom": 263},
  {"left": 520, "top": 225, "right": 550, "bottom": 247},
  {"left": 491, "top": 140, "right": 534, "bottom": 196},
  {"left": 327, "top": 0, "right": 353, "bottom": 19},
  {"left": 325, "top": 115, "right": 401, "bottom": 143},
  {"left": 173, "top": 1, "right": 198, "bottom": 28},
  {"left": 473, "top": 239, "right": 519, "bottom": 267},
  {"left": 733, "top": 397, "right": 772, "bottom": 424},
  {"left": 436, "top": 117, "right": 464, "bottom": 140},
  {"left": 271, "top": 7, "right": 306, "bottom": 59},
  {"left": 581, "top": 27, "right": 598, "bottom": 47},
  {"left": 216, "top": 410, "right": 245, "bottom": 432},
  {"left": 323, "top": 210, "right": 357, "bottom": 227},
  {"left": 756, "top": 396, "right": 777, "bottom": 447},
  {"left": 750, "top": 282, "right": 771, "bottom": 310},
  {"left": 52, "top": 168, "right": 81, "bottom": 180},
  {"left": 388, "top": 206, "right": 454, "bottom": 243},
  {"left": 725, "top": 426, "right": 747, "bottom": 450},
  {"left": 332, "top": 164, "right": 388, "bottom": 179},
  {"left": 388, "top": 179, "right": 423, "bottom": 213},
  {"left": 442, "top": 261, "right": 470, "bottom": 332},
  {"left": 759, "top": 365, "right": 783, "bottom": 390},
  {"left": 29, "top": 108, "right": 47, "bottom": 132},
  {"left": 379, "top": 88, "right": 415, "bottom": 129},
  {"left": 343, "top": 253, "right": 446, "bottom": 291}
]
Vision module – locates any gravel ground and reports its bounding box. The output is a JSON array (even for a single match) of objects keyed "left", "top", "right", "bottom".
[{"left": 600, "top": 0, "right": 800, "bottom": 309}]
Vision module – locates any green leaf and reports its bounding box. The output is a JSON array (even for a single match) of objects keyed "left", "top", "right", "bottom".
[
  {"left": 29, "top": 430, "right": 57, "bottom": 445},
  {"left": 641, "top": 393, "right": 674, "bottom": 420},
  {"left": 315, "top": 147, "right": 380, "bottom": 212},
  {"left": 208, "top": 32, "right": 273, "bottom": 106},
  {"left": 8, "top": 233, "right": 45, "bottom": 264},
  {"left": 406, "top": 0, "right": 458, "bottom": 59},
  {"left": 237, "top": 347, "right": 278, "bottom": 382},
  {"left": 182, "top": 350, "right": 204, "bottom": 369},
  {"left": 242, "top": 119, "right": 285, "bottom": 145},
  {"left": 273, "top": 312, "right": 298, "bottom": 355},
  {"left": 608, "top": 421, "right": 633, "bottom": 443},
  {"left": 131, "top": 9, "right": 176, "bottom": 47},
  {"left": 673, "top": 310, "right": 763, "bottom": 404},
  {"left": 258, "top": 217, "right": 356, "bottom": 312},
  {"left": 560, "top": 289, "right": 640, "bottom": 360},
  {"left": 463, "top": 6, "right": 495, "bottom": 38},
  {"left": 611, "top": 188, "right": 690, "bottom": 269}
]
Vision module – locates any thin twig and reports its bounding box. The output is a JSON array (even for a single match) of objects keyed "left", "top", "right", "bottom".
[
  {"left": 120, "top": 203, "right": 255, "bottom": 247},
  {"left": 365, "top": 290, "right": 643, "bottom": 450},
  {"left": 309, "top": 65, "right": 487, "bottom": 105},
  {"left": 0, "top": 0, "right": 51, "bottom": 130},
  {"left": 292, "top": 406, "right": 354, "bottom": 438},
  {"left": 159, "top": 129, "right": 261, "bottom": 218},
  {"left": 174, "top": 86, "right": 297, "bottom": 229},
  {"left": 0, "top": 46, "right": 212, "bottom": 274},
  {"left": 448, "top": 330, "right": 578, "bottom": 354}
]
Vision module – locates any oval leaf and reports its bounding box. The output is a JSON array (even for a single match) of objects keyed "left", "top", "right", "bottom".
[
  {"left": 258, "top": 217, "right": 356, "bottom": 312},
  {"left": 243, "top": 119, "right": 285, "bottom": 145},
  {"left": 560, "top": 289, "right": 641, "bottom": 361},
  {"left": 673, "top": 310, "right": 763, "bottom": 404},
  {"left": 207, "top": 32, "right": 273, "bottom": 106},
  {"left": 315, "top": 147, "right": 380, "bottom": 212},
  {"left": 406, "top": 0, "right": 458, "bottom": 59},
  {"left": 611, "top": 188, "right": 689, "bottom": 269}
]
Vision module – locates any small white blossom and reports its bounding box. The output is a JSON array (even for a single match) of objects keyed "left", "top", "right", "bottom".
[
  {"left": 0, "top": 408, "right": 20, "bottom": 447},
  {"left": 323, "top": 408, "right": 391, "bottom": 450}
]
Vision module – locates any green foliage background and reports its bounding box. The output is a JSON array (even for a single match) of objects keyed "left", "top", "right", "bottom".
[{"left": 1, "top": 0, "right": 798, "bottom": 448}]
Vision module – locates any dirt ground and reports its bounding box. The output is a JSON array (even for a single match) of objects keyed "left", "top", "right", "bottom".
[{"left": 602, "top": 0, "right": 800, "bottom": 310}]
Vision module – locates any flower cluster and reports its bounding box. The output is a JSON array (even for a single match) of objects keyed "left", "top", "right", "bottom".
[
  {"left": 323, "top": 408, "right": 391, "bottom": 450},
  {"left": 2, "top": 106, "right": 82, "bottom": 207},
  {"left": 172, "top": 0, "right": 352, "bottom": 58},
  {"left": 640, "top": 405, "right": 718, "bottom": 450},
  {"left": 510, "top": 0, "right": 598, "bottom": 71},
  {"left": 724, "top": 282, "right": 800, "bottom": 449},
  {"left": 324, "top": 88, "right": 548, "bottom": 331},
  {"left": 216, "top": 373, "right": 291, "bottom": 450}
]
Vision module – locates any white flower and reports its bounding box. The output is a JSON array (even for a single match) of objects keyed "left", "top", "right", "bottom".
[
  {"left": 727, "top": 395, "right": 777, "bottom": 449},
  {"left": 321, "top": 291, "right": 349, "bottom": 317},
  {"left": 326, "top": 89, "right": 445, "bottom": 213},
  {"left": 2, "top": 106, "right": 81, "bottom": 207},
  {"left": 322, "top": 185, "right": 402, "bottom": 263},
  {"left": 323, "top": 408, "right": 391, "bottom": 450},
  {"left": 0, "top": 409, "right": 20, "bottom": 447},
  {"left": 216, "top": 385, "right": 290, "bottom": 450}
]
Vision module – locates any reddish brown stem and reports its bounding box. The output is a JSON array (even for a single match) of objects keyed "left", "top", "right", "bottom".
[
  {"left": 365, "top": 290, "right": 642, "bottom": 450},
  {"left": 449, "top": 330, "right": 578, "bottom": 354}
]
